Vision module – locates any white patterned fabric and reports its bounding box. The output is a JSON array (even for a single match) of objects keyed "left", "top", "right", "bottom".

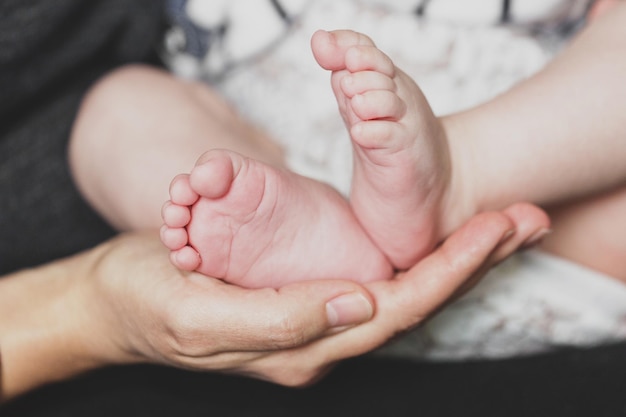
[
  {"left": 163, "top": 0, "right": 591, "bottom": 79},
  {"left": 378, "top": 250, "right": 626, "bottom": 360}
]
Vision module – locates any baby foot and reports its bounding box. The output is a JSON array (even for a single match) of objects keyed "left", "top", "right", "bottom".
[
  {"left": 161, "top": 149, "right": 393, "bottom": 288},
  {"left": 311, "top": 29, "right": 452, "bottom": 269}
]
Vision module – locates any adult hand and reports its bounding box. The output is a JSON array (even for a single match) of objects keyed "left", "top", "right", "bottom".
[
  {"left": 92, "top": 202, "right": 547, "bottom": 386},
  {"left": 0, "top": 229, "right": 376, "bottom": 399},
  {"left": 221, "top": 202, "right": 550, "bottom": 385},
  {"left": 0, "top": 203, "right": 547, "bottom": 399}
]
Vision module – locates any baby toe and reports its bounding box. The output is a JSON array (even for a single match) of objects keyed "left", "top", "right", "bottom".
[
  {"left": 170, "top": 174, "right": 199, "bottom": 206},
  {"left": 171, "top": 246, "right": 202, "bottom": 271},
  {"left": 189, "top": 150, "right": 238, "bottom": 199},
  {"left": 341, "top": 71, "right": 396, "bottom": 98},
  {"left": 352, "top": 90, "right": 406, "bottom": 121},
  {"left": 345, "top": 45, "right": 395, "bottom": 77},
  {"left": 160, "top": 225, "right": 188, "bottom": 251}
]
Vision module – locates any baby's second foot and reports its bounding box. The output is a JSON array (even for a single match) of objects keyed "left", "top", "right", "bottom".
[
  {"left": 312, "top": 29, "right": 452, "bottom": 269},
  {"left": 161, "top": 149, "right": 392, "bottom": 288}
]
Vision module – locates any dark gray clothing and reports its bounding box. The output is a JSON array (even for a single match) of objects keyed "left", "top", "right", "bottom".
[{"left": 0, "top": 0, "right": 165, "bottom": 274}]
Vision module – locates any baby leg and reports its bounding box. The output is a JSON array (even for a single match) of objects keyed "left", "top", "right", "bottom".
[
  {"left": 311, "top": 30, "right": 451, "bottom": 269},
  {"left": 540, "top": 185, "right": 626, "bottom": 283},
  {"left": 69, "top": 65, "right": 283, "bottom": 231},
  {"left": 161, "top": 149, "right": 393, "bottom": 288}
]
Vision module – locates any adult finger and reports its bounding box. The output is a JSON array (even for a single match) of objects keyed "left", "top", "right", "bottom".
[
  {"left": 451, "top": 202, "right": 550, "bottom": 298},
  {"left": 377, "top": 210, "right": 517, "bottom": 324},
  {"left": 244, "top": 204, "right": 550, "bottom": 383},
  {"left": 478, "top": 202, "right": 552, "bottom": 261},
  {"left": 298, "top": 209, "right": 517, "bottom": 362},
  {"left": 97, "top": 232, "right": 376, "bottom": 373}
]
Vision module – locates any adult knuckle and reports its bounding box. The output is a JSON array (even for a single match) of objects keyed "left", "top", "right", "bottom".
[
  {"left": 266, "top": 316, "right": 307, "bottom": 349},
  {"left": 162, "top": 304, "right": 206, "bottom": 356}
]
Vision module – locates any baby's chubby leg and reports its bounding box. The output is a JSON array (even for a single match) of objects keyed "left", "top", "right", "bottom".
[
  {"left": 311, "top": 30, "right": 453, "bottom": 269},
  {"left": 161, "top": 149, "right": 393, "bottom": 288},
  {"left": 541, "top": 185, "right": 626, "bottom": 283},
  {"left": 69, "top": 65, "right": 283, "bottom": 231}
]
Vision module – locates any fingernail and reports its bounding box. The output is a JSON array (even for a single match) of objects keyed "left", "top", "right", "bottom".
[
  {"left": 523, "top": 228, "right": 552, "bottom": 248},
  {"left": 500, "top": 229, "right": 515, "bottom": 243},
  {"left": 326, "top": 293, "right": 373, "bottom": 328}
]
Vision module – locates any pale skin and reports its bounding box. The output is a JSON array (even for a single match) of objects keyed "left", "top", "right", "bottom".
[
  {"left": 160, "top": 28, "right": 450, "bottom": 275},
  {"left": 310, "top": 28, "right": 451, "bottom": 269},
  {"left": 68, "top": 66, "right": 284, "bottom": 231},
  {"left": 161, "top": 149, "right": 392, "bottom": 288},
  {"left": 305, "top": 12, "right": 626, "bottom": 279},
  {"left": 161, "top": 10, "right": 626, "bottom": 286},
  {"left": 440, "top": 4, "right": 626, "bottom": 281},
  {"left": 70, "top": 65, "right": 393, "bottom": 289},
  {"left": 0, "top": 203, "right": 549, "bottom": 402}
]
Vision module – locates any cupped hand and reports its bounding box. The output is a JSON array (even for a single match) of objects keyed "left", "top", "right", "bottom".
[
  {"left": 86, "top": 203, "right": 548, "bottom": 386},
  {"left": 87, "top": 232, "right": 375, "bottom": 370}
]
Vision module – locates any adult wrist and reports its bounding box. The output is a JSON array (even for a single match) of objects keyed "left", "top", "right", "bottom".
[{"left": 0, "top": 248, "right": 119, "bottom": 399}]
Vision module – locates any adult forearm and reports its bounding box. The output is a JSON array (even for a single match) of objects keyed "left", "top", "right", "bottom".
[
  {"left": 0, "top": 250, "right": 113, "bottom": 401},
  {"left": 443, "top": 4, "right": 626, "bottom": 214}
]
